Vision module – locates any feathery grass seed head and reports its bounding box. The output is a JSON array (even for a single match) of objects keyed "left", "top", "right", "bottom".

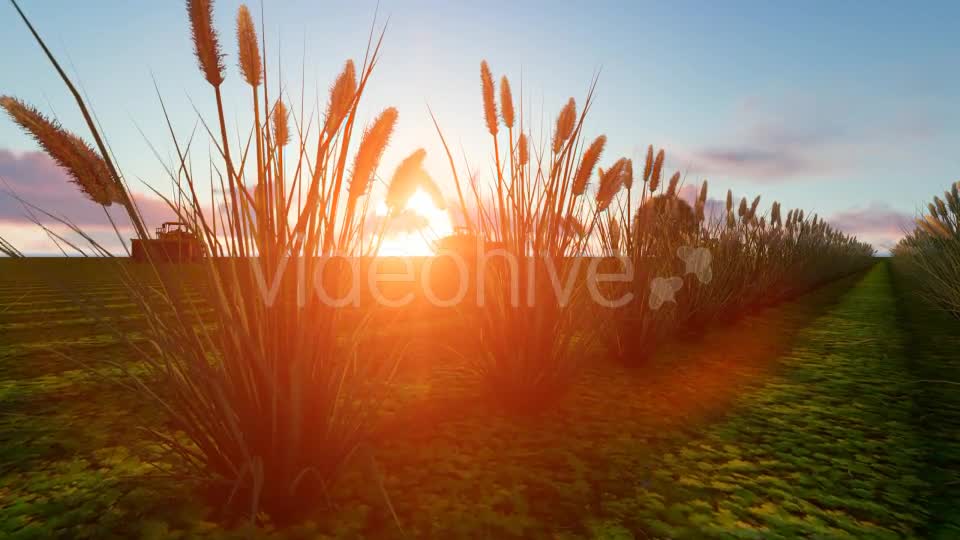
[
  {"left": 1, "top": 96, "right": 119, "bottom": 206},
  {"left": 480, "top": 61, "right": 498, "bottom": 136},
  {"left": 325, "top": 60, "right": 357, "bottom": 137},
  {"left": 920, "top": 214, "right": 951, "bottom": 239},
  {"left": 552, "top": 98, "right": 576, "bottom": 153},
  {"left": 935, "top": 196, "right": 948, "bottom": 220},
  {"left": 187, "top": 0, "right": 225, "bottom": 87},
  {"left": 499, "top": 75, "right": 515, "bottom": 129},
  {"left": 695, "top": 181, "right": 708, "bottom": 222},
  {"left": 236, "top": 5, "right": 262, "bottom": 87},
  {"left": 666, "top": 171, "right": 680, "bottom": 196},
  {"left": 596, "top": 157, "right": 627, "bottom": 211},
  {"left": 608, "top": 216, "right": 621, "bottom": 252},
  {"left": 947, "top": 188, "right": 960, "bottom": 215},
  {"left": 272, "top": 100, "right": 289, "bottom": 147},
  {"left": 573, "top": 135, "right": 606, "bottom": 196},
  {"left": 622, "top": 157, "right": 634, "bottom": 190},
  {"left": 349, "top": 107, "right": 398, "bottom": 203},
  {"left": 649, "top": 149, "right": 665, "bottom": 192},
  {"left": 642, "top": 145, "right": 653, "bottom": 183},
  {"left": 748, "top": 195, "right": 761, "bottom": 221},
  {"left": 517, "top": 132, "right": 529, "bottom": 165}
]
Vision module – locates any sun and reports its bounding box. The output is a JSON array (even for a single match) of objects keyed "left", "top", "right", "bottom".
[{"left": 376, "top": 188, "right": 453, "bottom": 256}]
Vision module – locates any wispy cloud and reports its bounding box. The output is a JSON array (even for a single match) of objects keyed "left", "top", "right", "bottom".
[
  {"left": 687, "top": 147, "right": 830, "bottom": 181},
  {"left": 0, "top": 149, "right": 172, "bottom": 228},
  {"left": 827, "top": 201, "right": 916, "bottom": 253},
  {"left": 672, "top": 96, "right": 943, "bottom": 182}
]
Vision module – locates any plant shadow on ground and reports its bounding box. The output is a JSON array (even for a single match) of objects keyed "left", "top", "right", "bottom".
[
  {"left": 891, "top": 261, "right": 960, "bottom": 539},
  {"left": 329, "top": 269, "right": 869, "bottom": 537},
  {"left": 576, "top": 262, "right": 956, "bottom": 539}
]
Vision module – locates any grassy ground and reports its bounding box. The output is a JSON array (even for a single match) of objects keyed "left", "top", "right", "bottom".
[
  {"left": 588, "top": 261, "right": 932, "bottom": 538},
  {"left": 0, "top": 259, "right": 957, "bottom": 538},
  {"left": 891, "top": 261, "right": 960, "bottom": 539}
]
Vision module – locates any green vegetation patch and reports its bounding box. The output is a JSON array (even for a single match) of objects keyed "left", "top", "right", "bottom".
[
  {"left": 892, "top": 260, "right": 960, "bottom": 538},
  {"left": 594, "top": 263, "right": 933, "bottom": 538}
]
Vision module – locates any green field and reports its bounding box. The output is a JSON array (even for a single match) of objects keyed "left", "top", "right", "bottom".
[{"left": 1, "top": 260, "right": 958, "bottom": 538}]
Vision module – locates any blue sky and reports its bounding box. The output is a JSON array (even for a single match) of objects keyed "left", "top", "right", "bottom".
[{"left": 1, "top": 0, "right": 958, "bottom": 253}]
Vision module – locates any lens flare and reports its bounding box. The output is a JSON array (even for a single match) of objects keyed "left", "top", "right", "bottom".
[{"left": 377, "top": 188, "right": 453, "bottom": 256}]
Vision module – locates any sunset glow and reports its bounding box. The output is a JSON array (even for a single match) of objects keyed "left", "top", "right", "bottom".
[{"left": 376, "top": 188, "right": 453, "bottom": 256}]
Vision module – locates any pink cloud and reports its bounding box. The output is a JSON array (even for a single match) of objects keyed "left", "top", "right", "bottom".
[
  {"left": 672, "top": 96, "right": 942, "bottom": 183},
  {"left": 683, "top": 147, "right": 835, "bottom": 181},
  {"left": 826, "top": 202, "right": 915, "bottom": 253},
  {"left": 0, "top": 149, "right": 174, "bottom": 230},
  {"left": 0, "top": 222, "right": 130, "bottom": 256}
]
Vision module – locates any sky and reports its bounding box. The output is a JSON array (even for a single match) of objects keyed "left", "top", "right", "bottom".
[{"left": 1, "top": 0, "right": 958, "bottom": 254}]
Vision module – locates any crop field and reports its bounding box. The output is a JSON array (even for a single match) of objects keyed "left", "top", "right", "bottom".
[{"left": 1, "top": 259, "right": 958, "bottom": 538}]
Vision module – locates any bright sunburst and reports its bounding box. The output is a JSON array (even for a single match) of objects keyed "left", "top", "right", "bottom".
[{"left": 376, "top": 188, "right": 453, "bottom": 256}]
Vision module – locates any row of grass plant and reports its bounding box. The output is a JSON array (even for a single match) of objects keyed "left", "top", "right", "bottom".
[
  {"left": 599, "top": 168, "right": 876, "bottom": 364},
  {"left": 450, "top": 61, "right": 875, "bottom": 414},
  {"left": 892, "top": 181, "right": 960, "bottom": 318},
  {"left": 890, "top": 257, "right": 960, "bottom": 537}
]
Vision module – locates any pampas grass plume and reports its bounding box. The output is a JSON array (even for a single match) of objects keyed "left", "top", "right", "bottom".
[
  {"left": 499, "top": 75, "right": 515, "bottom": 129},
  {"left": 1, "top": 96, "right": 119, "bottom": 206},
  {"left": 480, "top": 61, "right": 498, "bottom": 136},
  {"left": 622, "top": 156, "right": 634, "bottom": 190},
  {"left": 349, "top": 107, "right": 398, "bottom": 203},
  {"left": 272, "top": 100, "right": 289, "bottom": 147},
  {"left": 187, "top": 0, "right": 225, "bottom": 87},
  {"left": 325, "top": 60, "right": 357, "bottom": 137},
  {"left": 572, "top": 135, "right": 606, "bottom": 196},
  {"left": 236, "top": 5, "right": 261, "bottom": 87},
  {"left": 649, "top": 149, "right": 664, "bottom": 192},
  {"left": 596, "top": 157, "right": 627, "bottom": 211},
  {"left": 666, "top": 171, "right": 680, "bottom": 196},
  {"left": 517, "top": 132, "right": 529, "bottom": 165},
  {"left": 552, "top": 98, "right": 576, "bottom": 153},
  {"left": 642, "top": 145, "right": 653, "bottom": 183},
  {"left": 608, "top": 216, "right": 621, "bottom": 252},
  {"left": 748, "top": 195, "right": 761, "bottom": 221}
]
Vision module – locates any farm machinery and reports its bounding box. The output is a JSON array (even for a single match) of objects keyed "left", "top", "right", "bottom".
[
  {"left": 131, "top": 221, "right": 201, "bottom": 263},
  {"left": 435, "top": 227, "right": 504, "bottom": 256}
]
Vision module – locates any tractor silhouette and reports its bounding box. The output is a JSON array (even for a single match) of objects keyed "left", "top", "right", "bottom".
[
  {"left": 435, "top": 227, "right": 504, "bottom": 256},
  {"left": 131, "top": 221, "right": 201, "bottom": 263}
]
